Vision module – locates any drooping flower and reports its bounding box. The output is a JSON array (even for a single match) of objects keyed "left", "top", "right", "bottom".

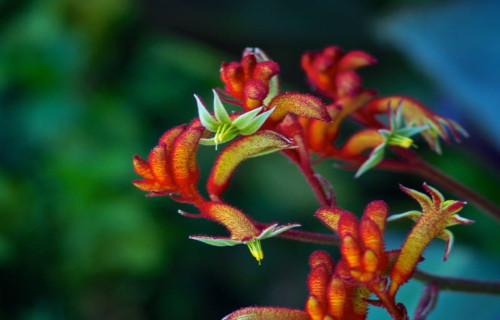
[
  {"left": 188, "top": 202, "right": 299, "bottom": 264},
  {"left": 220, "top": 49, "right": 280, "bottom": 111},
  {"left": 207, "top": 130, "right": 295, "bottom": 201},
  {"left": 387, "top": 183, "right": 473, "bottom": 296}
]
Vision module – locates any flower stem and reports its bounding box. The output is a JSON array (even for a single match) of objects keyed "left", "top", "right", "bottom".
[
  {"left": 256, "top": 223, "right": 339, "bottom": 245},
  {"left": 413, "top": 270, "right": 500, "bottom": 295},
  {"left": 285, "top": 134, "right": 333, "bottom": 207},
  {"left": 375, "top": 149, "right": 500, "bottom": 222}
]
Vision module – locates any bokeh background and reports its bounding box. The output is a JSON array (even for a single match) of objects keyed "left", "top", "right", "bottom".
[{"left": 1, "top": 0, "right": 499, "bottom": 319}]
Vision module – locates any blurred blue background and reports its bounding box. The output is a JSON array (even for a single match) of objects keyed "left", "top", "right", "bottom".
[{"left": 0, "top": 0, "right": 499, "bottom": 319}]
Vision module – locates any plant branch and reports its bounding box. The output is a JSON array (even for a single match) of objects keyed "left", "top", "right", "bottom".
[
  {"left": 375, "top": 149, "right": 500, "bottom": 222},
  {"left": 256, "top": 222, "right": 339, "bottom": 245},
  {"left": 413, "top": 270, "right": 500, "bottom": 295}
]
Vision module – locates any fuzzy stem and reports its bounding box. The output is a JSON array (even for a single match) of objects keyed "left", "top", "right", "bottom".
[
  {"left": 411, "top": 158, "right": 500, "bottom": 222},
  {"left": 369, "top": 286, "right": 407, "bottom": 320},
  {"left": 413, "top": 270, "right": 500, "bottom": 295},
  {"left": 286, "top": 140, "right": 333, "bottom": 207},
  {"left": 414, "top": 281, "right": 439, "bottom": 320}
]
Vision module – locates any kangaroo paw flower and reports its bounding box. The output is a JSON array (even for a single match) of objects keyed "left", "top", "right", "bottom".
[
  {"left": 388, "top": 183, "right": 473, "bottom": 296},
  {"left": 189, "top": 202, "right": 299, "bottom": 264}
]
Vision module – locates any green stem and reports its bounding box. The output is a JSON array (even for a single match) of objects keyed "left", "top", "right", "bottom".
[{"left": 413, "top": 270, "right": 500, "bottom": 295}]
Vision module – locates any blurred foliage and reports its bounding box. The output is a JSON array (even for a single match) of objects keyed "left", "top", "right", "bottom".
[{"left": 0, "top": 0, "right": 498, "bottom": 319}]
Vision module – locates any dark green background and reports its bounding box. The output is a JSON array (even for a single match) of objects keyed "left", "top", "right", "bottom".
[{"left": 1, "top": 0, "right": 499, "bottom": 319}]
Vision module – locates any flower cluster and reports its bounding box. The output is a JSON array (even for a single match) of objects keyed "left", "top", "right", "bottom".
[{"left": 133, "top": 46, "right": 478, "bottom": 319}]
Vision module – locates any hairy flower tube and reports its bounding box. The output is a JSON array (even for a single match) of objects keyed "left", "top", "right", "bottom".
[
  {"left": 387, "top": 183, "right": 473, "bottom": 296},
  {"left": 219, "top": 49, "right": 332, "bottom": 126},
  {"left": 301, "top": 46, "right": 377, "bottom": 100},
  {"left": 316, "top": 201, "right": 390, "bottom": 284},
  {"left": 195, "top": 89, "right": 275, "bottom": 149},
  {"left": 131, "top": 44, "right": 493, "bottom": 320},
  {"left": 132, "top": 123, "right": 205, "bottom": 205}
]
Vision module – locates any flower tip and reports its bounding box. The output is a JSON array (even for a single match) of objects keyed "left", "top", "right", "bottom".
[{"left": 246, "top": 239, "right": 264, "bottom": 264}]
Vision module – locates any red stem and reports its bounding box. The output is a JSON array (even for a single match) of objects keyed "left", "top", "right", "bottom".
[
  {"left": 369, "top": 285, "right": 407, "bottom": 320},
  {"left": 256, "top": 222, "right": 339, "bottom": 245},
  {"left": 286, "top": 137, "right": 333, "bottom": 207},
  {"left": 413, "top": 270, "right": 500, "bottom": 295},
  {"left": 377, "top": 148, "right": 500, "bottom": 222}
]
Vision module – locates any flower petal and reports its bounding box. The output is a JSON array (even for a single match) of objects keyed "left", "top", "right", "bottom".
[
  {"left": 338, "top": 50, "right": 377, "bottom": 71},
  {"left": 268, "top": 93, "right": 330, "bottom": 122},
  {"left": 189, "top": 236, "right": 242, "bottom": 247},
  {"left": 171, "top": 125, "right": 204, "bottom": 199},
  {"left": 223, "top": 307, "right": 309, "bottom": 320},
  {"left": 201, "top": 202, "right": 259, "bottom": 241}
]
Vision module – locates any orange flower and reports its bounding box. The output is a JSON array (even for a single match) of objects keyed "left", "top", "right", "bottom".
[
  {"left": 132, "top": 123, "right": 205, "bottom": 204},
  {"left": 316, "top": 201, "right": 389, "bottom": 283},
  {"left": 219, "top": 48, "right": 331, "bottom": 126},
  {"left": 359, "top": 96, "right": 468, "bottom": 154},
  {"left": 306, "top": 250, "right": 370, "bottom": 320},
  {"left": 301, "top": 46, "right": 376, "bottom": 100},
  {"left": 387, "top": 183, "right": 473, "bottom": 296},
  {"left": 220, "top": 49, "right": 280, "bottom": 112}
]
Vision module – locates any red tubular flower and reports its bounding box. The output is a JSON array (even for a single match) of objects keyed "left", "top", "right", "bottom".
[
  {"left": 301, "top": 46, "right": 377, "bottom": 100},
  {"left": 223, "top": 250, "right": 369, "bottom": 320},
  {"left": 207, "top": 130, "right": 295, "bottom": 201},
  {"left": 300, "top": 90, "right": 377, "bottom": 156},
  {"left": 189, "top": 201, "right": 300, "bottom": 264},
  {"left": 219, "top": 49, "right": 331, "bottom": 127},
  {"left": 387, "top": 183, "right": 473, "bottom": 297},
  {"left": 306, "top": 250, "right": 370, "bottom": 320},
  {"left": 316, "top": 201, "right": 389, "bottom": 284},
  {"left": 132, "top": 123, "right": 205, "bottom": 205},
  {"left": 220, "top": 51, "right": 280, "bottom": 112}
]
